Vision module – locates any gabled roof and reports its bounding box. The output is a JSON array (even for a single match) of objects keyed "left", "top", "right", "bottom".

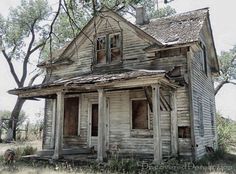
[
  {"left": 38, "top": 7, "right": 213, "bottom": 68},
  {"left": 140, "top": 8, "right": 208, "bottom": 45}
]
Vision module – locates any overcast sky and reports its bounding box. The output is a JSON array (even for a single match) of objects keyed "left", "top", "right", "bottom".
[{"left": 0, "top": 0, "right": 236, "bottom": 121}]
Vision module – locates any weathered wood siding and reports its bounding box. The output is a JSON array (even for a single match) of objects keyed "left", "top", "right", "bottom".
[
  {"left": 48, "top": 12, "right": 153, "bottom": 80},
  {"left": 190, "top": 45, "right": 217, "bottom": 159}
]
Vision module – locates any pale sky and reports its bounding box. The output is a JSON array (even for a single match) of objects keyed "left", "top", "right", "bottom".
[{"left": 0, "top": 0, "right": 236, "bottom": 121}]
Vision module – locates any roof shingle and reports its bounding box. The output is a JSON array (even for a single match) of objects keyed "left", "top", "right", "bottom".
[{"left": 139, "top": 8, "right": 208, "bottom": 45}]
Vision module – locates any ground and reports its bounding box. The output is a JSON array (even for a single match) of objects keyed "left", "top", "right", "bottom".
[{"left": 0, "top": 141, "right": 235, "bottom": 173}]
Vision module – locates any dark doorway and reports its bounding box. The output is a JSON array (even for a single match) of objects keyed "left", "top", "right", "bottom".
[{"left": 91, "top": 104, "right": 98, "bottom": 136}]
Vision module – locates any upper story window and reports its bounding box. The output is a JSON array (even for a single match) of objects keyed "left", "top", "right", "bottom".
[
  {"left": 200, "top": 42, "right": 208, "bottom": 76},
  {"left": 95, "top": 32, "right": 122, "bottom": 64}
]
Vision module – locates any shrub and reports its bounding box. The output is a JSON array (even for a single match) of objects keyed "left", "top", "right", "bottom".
[
  {"left": 14, "top": 146, "right": 37, "bottom": 159},
  {"left": 216, "top": 113, "right": 233, "bottom": 152}
]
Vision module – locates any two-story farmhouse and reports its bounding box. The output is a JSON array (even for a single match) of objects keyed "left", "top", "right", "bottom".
[{"left": 9, "top": 7, "right": 219, "bottom": 163}]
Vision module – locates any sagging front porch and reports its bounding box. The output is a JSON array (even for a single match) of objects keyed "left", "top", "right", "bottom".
[{"left": 9, "top": 71, "right": 179, "bottom": 164}]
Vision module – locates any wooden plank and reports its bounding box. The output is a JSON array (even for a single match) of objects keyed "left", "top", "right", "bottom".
[
  {"left": 53, "top": 92, "right": 64, "bottom": 159},
  {"left": 170, "top": 90, "right": 178, "bottom": 156},
  {"left": 152, "top": 84, "right": 162, "bottom": 164},
  {"left": 97, "top": 89, "right": 107, "bottom": 161}
]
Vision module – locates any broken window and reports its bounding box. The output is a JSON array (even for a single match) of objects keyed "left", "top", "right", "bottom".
[
  {"left": 91, "top": 104, "right": 98, "bottom": 136},
  {"left": 96, "top": 37, "right": 106, "bottom": 64},
  {"left": 110, "top": 34, "right": 121, "bottom": 62},
  {"left": 95, "top": 33, "right": 121, "bottom": 64},
  {"left": 178, "top": 126, "right": 191, "bottom": 138},
  {"left": 132, "top": 100, "right": 148, "bottom": 129}
]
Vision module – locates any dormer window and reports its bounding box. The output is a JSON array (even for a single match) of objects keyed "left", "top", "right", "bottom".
[
  {"left": 96, "top": 36, "right": 106, "bottom": 64},
  {"left": 95, "top": 32, "right": 122, "bottom": 64}
]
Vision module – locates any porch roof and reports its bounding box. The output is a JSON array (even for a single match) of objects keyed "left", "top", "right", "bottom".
[{"left": 8, "top": 70, "right": 177, "bottom": 98}]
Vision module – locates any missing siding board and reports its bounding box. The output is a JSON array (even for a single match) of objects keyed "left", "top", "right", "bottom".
[
  {"left": 91, "top": 104, "right": 98, "bottom": 136},
  {"left": 178, "top": 126, "right": 191, "bottom": 138},
  {"left": 132, "top": 100, "right": 148, "bottom": 129}
]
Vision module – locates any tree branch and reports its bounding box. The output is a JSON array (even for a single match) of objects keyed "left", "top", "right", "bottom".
[
  {"left": 20, "top": 19, "right": 37, "bottom": 86},
  {"left": 215, "top": 78, "right": 229, "bottom": 95},
  {"left": 28, "top": 72, "right": 42, "bottom": 86},
  {"left": 1, "top": 50, "right": 21, "bottom": 86}
]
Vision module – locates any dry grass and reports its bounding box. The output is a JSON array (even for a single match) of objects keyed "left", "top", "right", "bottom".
[{"left": 0, "top": 140, "right": 236, "bottom": 174}]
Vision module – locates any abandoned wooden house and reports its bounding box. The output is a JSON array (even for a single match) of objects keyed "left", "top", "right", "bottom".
[{"left": 9, "top": 7, "right": 219, "bottom": 163}]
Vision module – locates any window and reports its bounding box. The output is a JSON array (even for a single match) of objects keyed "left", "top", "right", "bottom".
[
  {"left": 110, "top": 34, "right": 121, "bottom": 62},
  {"left": 95, "top": 33, "right": 121, "bottom": 64},
  {"left": 96, "top": 36, "right": 106, "bottom": 64},
  {"left": 91, "top": 104, "right": 98, "bottom": 136},
  {"left": 198, "top": 97, "right": 204, "bottom": 137},
  {"left": 210, "top": 101, "right": 215, "bottom": 136},
  {"left": 132, "top": 100, "right": 148, "bottom": 129},
  {"left": 178, "top": 126, "right": 191, "bottom": 138},
  {"left": 200, "top": 42, "right": 208, "bottom": 75}
]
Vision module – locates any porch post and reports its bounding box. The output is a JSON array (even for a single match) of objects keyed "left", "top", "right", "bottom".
[
  {"left": 170, "top": 90, "right": 178, "bottom": 156},
  {"left": 50, "top": 99, "right": 57, "bottom": 149},
  {"left": 152, "top": 84, "right": 162, "bottom": 164},
  {"left": 97, "top": 89, "right": 107, "bottom": 162},
  {"left": 53, "top": 92, "right": 64, "bottom": 159}
]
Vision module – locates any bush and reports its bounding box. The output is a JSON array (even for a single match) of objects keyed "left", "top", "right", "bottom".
[
  {"left": 15, "top": 145, "right": 37, "bottom": 159},
  {"left": 216, "top": 113, "right": 233, "bottom": 152}
]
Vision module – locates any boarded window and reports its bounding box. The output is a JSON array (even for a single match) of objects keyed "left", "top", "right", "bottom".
[
  {"left": 91, "top": 104, "right": 98, "bottom": 136},
  {"left": 110, "top": 34, "right": 121, "bottom": 62},
  {"left": 132, "top": 100, "right": 148, "bottom": 129},
  {"left": 96, "top": 37, "right": 106, "bottom": 64},
  {"left": 178, "top": 126, "right": 191, "bottom": 138},
  {"left": 64, "top": 97, "right": 79, "bottom": 136},
  {"left": 198, "top": 97, "right": 204, "bottom": 137}
]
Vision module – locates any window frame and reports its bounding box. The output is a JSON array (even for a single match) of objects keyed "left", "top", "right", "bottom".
[
  {"left": 94, "top": 31, "right": 122, "bottom": 65},
  {"left": 130, "top": 98, "right": 151, "bottom": 130},
  {"left": 198, "top": 96, "right": 204, "bottom": 137},
  {"left": 199, "top": 42, "right": 208, "bottom": 76}
]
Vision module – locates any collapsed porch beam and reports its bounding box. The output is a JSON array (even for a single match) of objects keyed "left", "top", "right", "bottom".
[
  {"left": 53, "top": 92, "right": 64, "bottom": 159},
  {"left": 152, "top": 84, "right": 162, "bottom": 164},
  {"left": 97, "top": 89, "right": 107, "bottom": 162}
]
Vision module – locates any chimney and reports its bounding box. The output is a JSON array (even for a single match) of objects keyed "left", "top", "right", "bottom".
[{"left": 136, "top": 6, "right": 149, "bottom": 25}]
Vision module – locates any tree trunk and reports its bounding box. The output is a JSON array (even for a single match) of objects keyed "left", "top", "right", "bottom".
[{"left": 8, "top": 97, "right": 25, "bottom": 140}]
